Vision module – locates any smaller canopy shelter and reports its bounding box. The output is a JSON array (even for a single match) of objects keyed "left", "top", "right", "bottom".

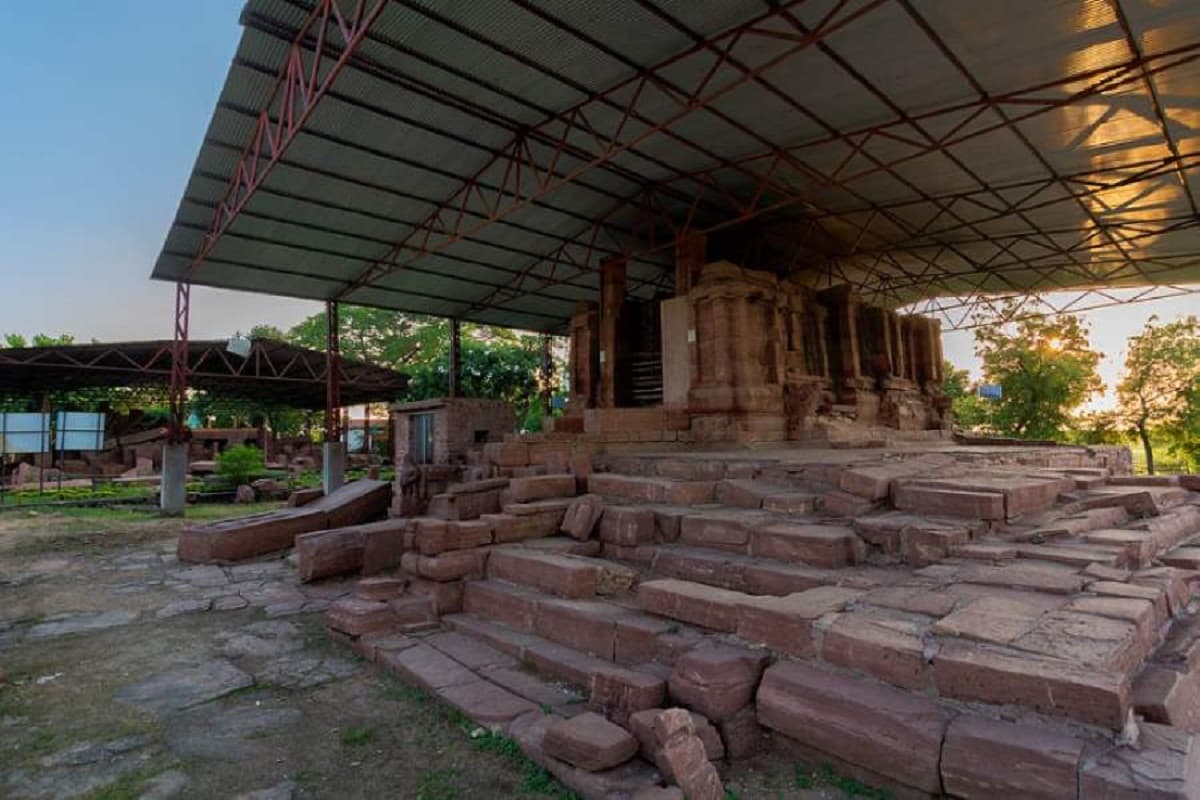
[{"left": 0, "top": 338, "right": 408, "bottom": 409}]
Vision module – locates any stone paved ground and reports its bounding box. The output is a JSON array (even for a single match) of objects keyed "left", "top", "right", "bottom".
[{"left": 0, "top": 508, "right": 853, "bottom": 800}]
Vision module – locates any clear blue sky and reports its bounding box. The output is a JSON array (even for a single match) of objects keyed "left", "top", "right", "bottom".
[
  {"left": 0, "top": 3, "right": 1194, "bottom": 409},
  {"left": 0, "top": 1, "right": 318, "bottom": 344}
]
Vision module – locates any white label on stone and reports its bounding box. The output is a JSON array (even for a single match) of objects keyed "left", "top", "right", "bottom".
[
  {"left": 599, "top": 350, "right": 606, "bottom": 363},
  {"left": 687, "top": 329, "right": 696, "bottom": 343}
]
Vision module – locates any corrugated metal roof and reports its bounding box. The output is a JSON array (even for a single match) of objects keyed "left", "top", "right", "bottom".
[{"left": 154, "top": 0, "right": 1200, "bottom": 331}]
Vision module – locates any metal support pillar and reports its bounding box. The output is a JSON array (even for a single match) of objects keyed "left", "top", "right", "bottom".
[
  {"left": 162, "top": 281, "right": 190, "bottom": 515},
  {"left": 448, "top": 318, "right": 462, "bottom": 398},
  {"left": 324, "top": 300, "right": 345, "bottom": 493}
]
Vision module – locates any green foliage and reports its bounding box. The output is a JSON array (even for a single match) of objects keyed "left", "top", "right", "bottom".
[
  {"left": 1116, "top": 315, "right": 1200, "bottom": 474},
  {"left": 215, "top": 444, "right": 263, "bottom": 486},
  {"left": 339, "top": 726, "right": 376, "bottom": 746},
  {"left": 941, "top": 360, "right": 992, "bottom": 431},
  {"left": 1068, "top": 410, "right": 1126, "bottom": 446},
  {"left": 972, "top": 303, "right": 1102, "bottom": 440}
]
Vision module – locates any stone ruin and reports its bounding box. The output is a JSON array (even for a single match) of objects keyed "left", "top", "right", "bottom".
[
  {"left": 271, "top": 437, "right": 1200, "bottom": 799},
  {"left": 555, "top": 260, "right": 950, "bottom": 446}
]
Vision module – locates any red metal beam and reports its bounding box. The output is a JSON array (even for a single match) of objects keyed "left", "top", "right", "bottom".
[
  {"left": 187, "top": 0, "right": 386, "bottom": 277},
  {"left": 167, "top": 282, "right": 190, "bottom": 443},
  {"left": 334, "top": 0, "right": 890, "bottom": 298}
]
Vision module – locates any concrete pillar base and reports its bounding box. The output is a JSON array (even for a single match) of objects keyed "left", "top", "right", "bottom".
[
  {"left": 323, "top": 441, "right": 346, "bottom": 494},
  {"left": 160, "top": 443, "right": 188, "bottom": 516}
]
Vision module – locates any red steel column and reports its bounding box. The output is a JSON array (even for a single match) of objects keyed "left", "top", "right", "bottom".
[
  {"left": 168, "top": 281, "right": 191, "bottom": 443},
  {"left": 325, "top": 300, "right": 341, "bottom": 441}
]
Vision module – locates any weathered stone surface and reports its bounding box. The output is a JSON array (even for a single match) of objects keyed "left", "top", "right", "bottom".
[
  {"left": 354, "top": 575, "right": 407, "bottom": 601},
  {"left": 26, "top": 610, "right": 138, "bottom": 640},
  {"left": 598, "top": 506, "right": 655, "bottom": 546},
  {"left": 679, "top": 509, "right": 772, "bottom": 552},
  {"left": 1135, "top": 665, "right": 1200, "bottom": 732},
  {"left": 561, "top": 494, "right": 604, "bottom": 540},
  {"left": 543, "top": 712, "right": 639, "bottom": 772},
  {"left": 178, "top": 507, "right": 327, "bottom": 564},
  {"left": 588, "top": 666, "right": 667, "bottom": 716},
  {"left": 822, "top": 490, "right": 878, "bottom": 518},
  {"left": 359, "top": 518, "right": 407, "bottom": 575},
  {"left": 287, "top": 487, "right": 323, "bottom": 507},
  {"left": 306, "top": 478, "right": 391, "bottom": 529},
  {"left": 893, "top": 484, "right": 1005, "bottom": 520},
  {"left": 509, "top": 474, "right": 577, "bottom": 503},
  {"left": 379, "top": 642, "right": 477, "bottom": 691},
  {"left": 438, "top": 679, "right": 539, "bottom": 729},
  {"left": 638, "top": 579, "right": 744, "bottom": 633},
  {"left": 295, "top": 526, "right": 363, "bottom": 582},
  {"left": 463, "top": 580, "right": 542, "bottom": 631},
  {"left": 736, "top": 586, "right": 861, "bottom": 657},
  {"left": 653, "top": 708, "right": 724, "bottom": 800},
  {"left": 628, "top": 708, "right": 724, "bottom": 763},
  {"left": 932, "top": 596, "right": 1046, "bottom": 645},
  {"left": 820, "top": 613, "right": 927, "bottom": 690},
  {"left": 166, "top": 704, "right": 301, "bottom": 761},
  {"left": 325, "top": 597, "right": 396, "bottom": 636},
  {"left": 115, "top": 659, "right": 253, "bottom": 713},
  {"left": 757, "top": 660, "right": 950, "bottom": 793},
  {"left": 488, "top": 549, "right": 598, "bottom": 598},
  {"left": 414, "top": 517, "right": 493, "bottom": 555},
  {"left": 750, "top": 523, "right": 865, "bottom": 568},
  {"left": 484, "top": 441, "right": 529, "bottom": 467},
  {"left": 940, "top": 715, "right": 1084, "bottom": 800},
  {"left": 669, "top": 645, "right": 767, "bottom": 722},
  {"left": 933, "top": 640, "right": 1130, "bottom": 728},
  {"left": 534, "top": 598, "right": 630, "bottom": 659},
  {"left": 402, "top": 549, "right": 488, "bottom": 582},
  {"left": 1080, "top": 722, "right": 1200, "bottom": 799},
  {"left": 718, "top": 705, "right": 762, "bottom": 760}
]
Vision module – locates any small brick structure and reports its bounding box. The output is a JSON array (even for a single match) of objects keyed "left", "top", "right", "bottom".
[{"left": 391, "top": 397, "right": 515, "bottom": 467}]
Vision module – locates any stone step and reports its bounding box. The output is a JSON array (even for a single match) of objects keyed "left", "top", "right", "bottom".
[
  {"left": 636, "top": 543, "right": 902, "bottom": 596},
  {"left": 442, "top": 613, "right": 668, "bottom": 719},
  {"left": 485, "top": 548, "right": 638, "bottom": 599},
  {"left": 677, "top": 508, "right": 776, "bottom": 552},
  {"left": 587, "top": 473, "right": 715, "bottom": 506},
  {"left": 462, "top": 579, "right": 696, "bottom": 666},
  {"left": 508, "top": 474, "right": 578, "bottom": 503},
  {"left": 714, "top": 479, "right": 818, "bottom": 512},
  {"left": 750, "top": 522, "right": 866, "bottom": 568}
]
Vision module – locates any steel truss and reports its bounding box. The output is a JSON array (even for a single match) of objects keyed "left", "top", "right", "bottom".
[{"left": 185, "top": 0, "right": 1200, "bottom": 331}]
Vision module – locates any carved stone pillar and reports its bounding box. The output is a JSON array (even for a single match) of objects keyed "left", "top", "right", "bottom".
[
  {"left": 598, "top": 259, "right": 626, "bottom": 408},
  {"left": 568, "top": 302, "right": 600, "bottom": 410},
  {"left": 687, "top": 262, "right": 784, "bottom": 414}
]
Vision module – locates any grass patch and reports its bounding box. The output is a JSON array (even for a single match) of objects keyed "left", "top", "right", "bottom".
[
  {"left": 416, "top": 766, "right": 461, "bottom": 800},
  {"left": 791, "top": 763, "right": 891, "bottom": 800},
  {"left": 340, "top": 725, "right": 376, "bottom": 747},
  {"left": 470, "top": 730, "right": 579, "bottom": 800},
  {"left": 88, "top": 763, "right": 168, "bottom": 800}
]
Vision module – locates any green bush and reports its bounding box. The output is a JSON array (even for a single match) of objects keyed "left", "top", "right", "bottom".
[{"left": 216, "top": 444, "right": 264, "bottom": 486}]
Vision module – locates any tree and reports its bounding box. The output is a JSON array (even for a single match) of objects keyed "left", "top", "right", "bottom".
[
  {"left": 972, "top": 303, "right": 1102, "bottom": 440},
  {"left": 941, "top": 360, "right": 991, "bottom": 431},
  {"left": 1116, "top": 316, "right": 1200, "bottom": 474}
]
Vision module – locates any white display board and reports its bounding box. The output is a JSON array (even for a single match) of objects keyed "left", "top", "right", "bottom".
[
  {"left": 0, "top": 413, "right": 51, "bottom": 454},
  {"left": 55, "top": 412, "right": 106, "bottom": 452}
]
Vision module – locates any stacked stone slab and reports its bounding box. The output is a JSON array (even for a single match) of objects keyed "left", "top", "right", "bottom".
[
  {"left": 312, "top": 443, "right": 1200, "bottom": 799},
  {"left": 178, "top": 478, "right": 391, "bottom": 563}
]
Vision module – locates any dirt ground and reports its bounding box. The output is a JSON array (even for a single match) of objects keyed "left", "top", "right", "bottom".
[{"left": 0, "top": 506, "right": 865, "bottom": 800}]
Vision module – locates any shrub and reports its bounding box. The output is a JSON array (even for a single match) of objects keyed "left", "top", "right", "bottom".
[{"left": 216, "top": 444, "right": 263, "bottom": 486}]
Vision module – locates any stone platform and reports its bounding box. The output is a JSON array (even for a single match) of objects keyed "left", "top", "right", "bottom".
[{"left": 306, "top": 443, "right": 1200, "bottom": 798}]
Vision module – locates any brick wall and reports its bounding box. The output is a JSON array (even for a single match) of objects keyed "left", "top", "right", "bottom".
[{"left": 392, "top": 398, "right": 516, "bottom": 465}]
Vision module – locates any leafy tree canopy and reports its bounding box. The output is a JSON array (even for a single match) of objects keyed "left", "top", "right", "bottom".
[
  {"left": 1117, "top": 315, "right": 1200, "bottom": 473},
  {"left": 972, "top": 302, "right": 1102, "bottom": 441}
]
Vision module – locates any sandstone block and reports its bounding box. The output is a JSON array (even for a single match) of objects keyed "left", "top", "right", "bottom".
[
  {"left": 354, "top": 576, "right": 407, "bottom": 601},
  {"left": 509, "top": 474, "right": 577, "bottom": 503},
  {"left": 463, "top": 580, "right": 541, "bottom": 631},
  {"left": 543, "top": 712, "right": 639, "bottom": 772},
  {"left": 940, "top": 715, "right": 1084, "bottom": 800},
  {"left": 669, "top": 645, "right": 767, "bottom": 722},
  {"left": 178, "top": 507, "right": 327, "bottom": 564},
  {"left": 679, "top": 510, "right": 767, "bottom": 552},
  {"left": 588, "top": 666, "right": 667, "bottom": 716},
  {"left": 893, "top": 484, "right": 1005, "bottom": 519},
  {"left": 484, "top": 441, "right": 529, "bottom": 467},
  {"left": 359, "top": 518, "right": 407, "bottom": 575},
  {"left": 757, "top": 661, "right": 950, "bottom": 794},
  {"left": 718, "top": 705, "right": 762, "bottom": 760},
  {"left": 820, "top": 613, "right": 927, "bottom": 690},
  {"left": 307, "top": 478, "right": 392, "bottom": 529},
  {"left": 1080, "top": 722, "right": 1200, "bottom": 799},
  {"left": 326, "top": 597, "right": 395, "bottom": 637},
  {"left": 1135, "top": 665, "right": 1200, "bottom": 732},
  {"left": 295, "top": 526, "right": 364, "bottom": 581},
  {"left": 750, "top": 523, "right": 865, "bottom": 568},
  {"left": 598, "top": 506, "right": 655, "bottom": 546},
  {"left": 933, "top": 639, "right": 1130, "bottom": 728},
  {"left": 736, "top": 586, "right": 861, "bottom": 658},
  {"left": 638, "top": 579, "right": 744, "bottom": 633},
  {"left": 414, "top": 517, "right": 493, "bottom": 555},
  {"left": 488, "top": 549, "right": 598, "bottom": 598},
  {"left": 561, "top": 494, "right": 604, "bottom": 540},
  {"left": 653, "top": 709, "right": 724, "bottom": 800}
]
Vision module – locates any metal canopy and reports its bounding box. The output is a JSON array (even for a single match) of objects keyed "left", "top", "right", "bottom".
[
  {"left": 153, "top": 0, "right": 1200, "bottom": 332},
  {"left": 0, "top": 339, "right": 409, "bottom": 409}
]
